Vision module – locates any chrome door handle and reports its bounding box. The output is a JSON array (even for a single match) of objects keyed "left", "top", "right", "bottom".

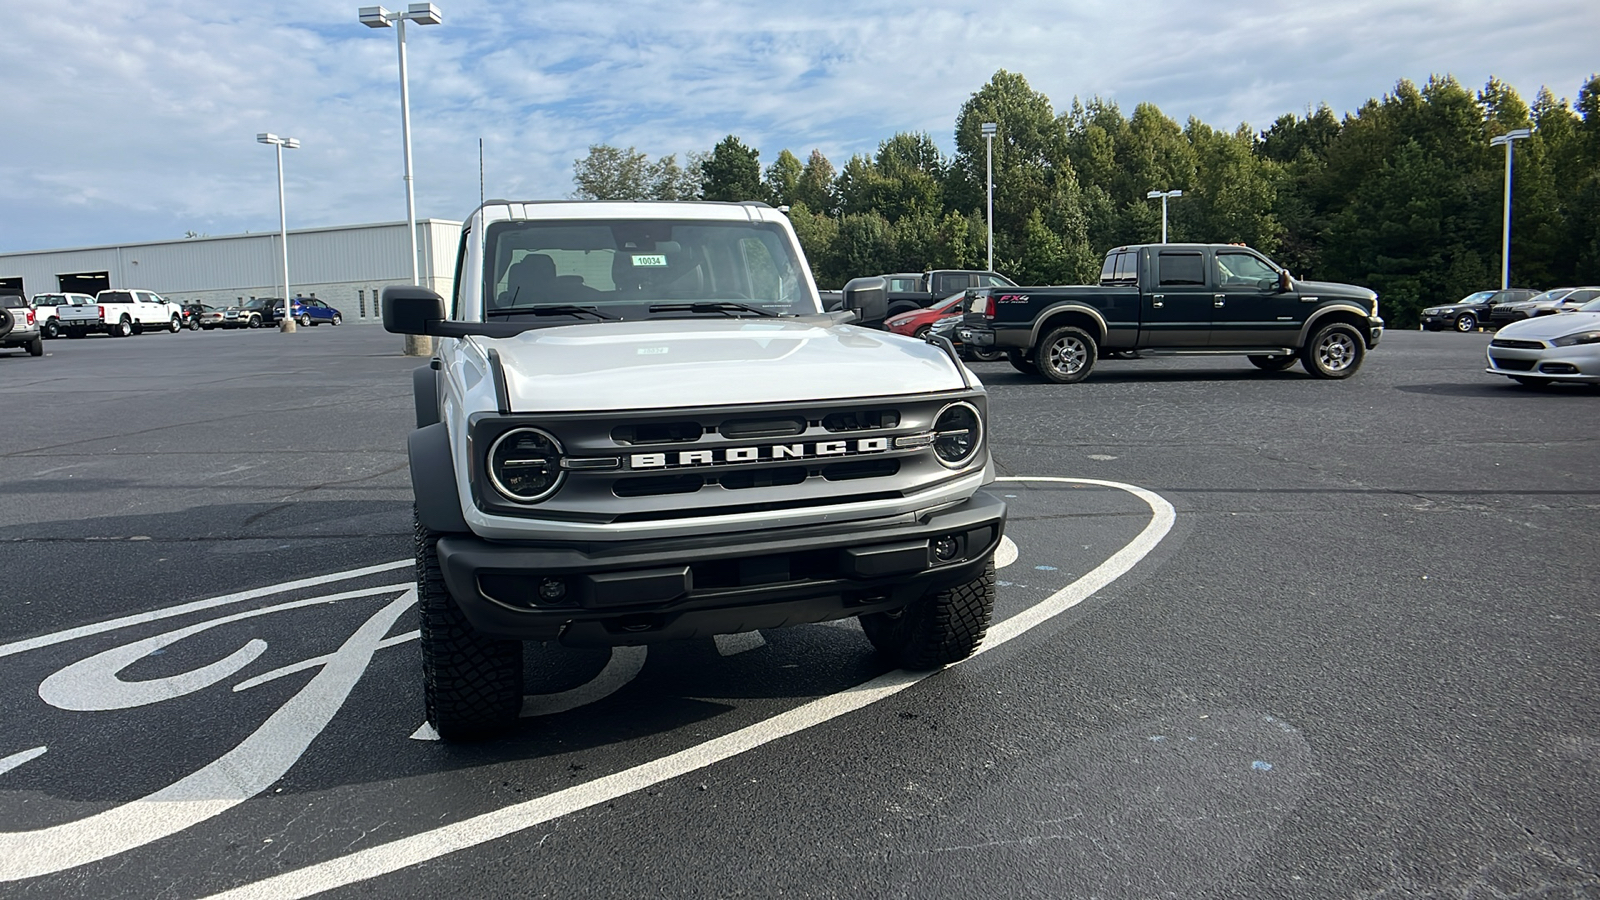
[
  {"left": 1213, "top": 294, "right": 1226, "bottom": 308},
  {"left": 1152, "top": 294, "right": 1164, "bottom": 309}
]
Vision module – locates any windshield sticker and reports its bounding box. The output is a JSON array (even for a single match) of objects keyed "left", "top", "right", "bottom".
[{"left": 631, "top": 254, "right": 668, "bottom": 267}]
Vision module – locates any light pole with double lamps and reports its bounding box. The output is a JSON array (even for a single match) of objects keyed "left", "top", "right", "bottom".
[
  {"left": 982, "top": 122, "right": 997, "bottom": 272},
  {"left": 1490, "top": 128, "right": 1531, "bottom": 290},
  {"left": 256, "top": 132, "right": 300, "bottom": 333},
  {"left": 1146, "top": 189, "right": 1182, "bottom": 244},
  {"left": 359, "top": 3, "right": 442, "bottom": 356}
]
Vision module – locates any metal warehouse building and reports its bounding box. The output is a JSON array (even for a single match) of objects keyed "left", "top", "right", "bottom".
[{"left": 0, "top": 219, "right": 462, "bottom": 325}]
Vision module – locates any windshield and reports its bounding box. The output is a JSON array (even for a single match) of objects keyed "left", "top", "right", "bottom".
[
  {"left": 1579, "top": 299, "right": 1600, "bottom": 314},
  {"left": 1526, "top": 288, "right": 1576, "bottom": 304},
  {"left": 1455, "top": 291, "right": 1494, "bottom": 304},
  {"left": 483, "top": 219, "right": 813, "bottom": 318}
]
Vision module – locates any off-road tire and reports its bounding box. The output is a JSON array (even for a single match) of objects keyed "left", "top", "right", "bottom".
[
  {"left": 1300, "top": 322, "right": 1365, "bottom": 379},
  {"left": 1454, "top": 313, "right": 1477, "bottom": 332},
  {"left": 27, "top": 337, "right": 44, "bottom": 357},
  {"left": 1006, "top": 349, "right": 1034, "bottom": 374},
  {"left": 415, "top": 507, "right": 523, "bottom": 741},
  {"left": 1248, "top": 354, "right": 1298, "bottom": 371},
  {"left": 859, "top": 557, "right": 996, "bottom": 670},
  {"left": 0, "top": 307, "right": 12, "bottom": 340},
  {"left": 1036, "top": 326, "right": 1098, "bottom": 384}
]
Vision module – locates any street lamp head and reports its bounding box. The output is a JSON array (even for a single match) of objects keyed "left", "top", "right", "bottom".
[
  {"left": 1147, "top": 189, "right": 1182, "bottom": 199},
  {"left": 257, "top": 132, "right": 279, "bottom": 145},
  {"left": 358, "top": 5, "right": 393, "bottom": 26},
  {"left": 403, "top": 2, "right": 442, "bottom": 24},
  {"left": 981, "top": 122, "right": 997, "bottom": 136},
  {"left": 1490, "top": 128, "right": 1533, "bottom": 147},
  {"left": 284, "top": 138, "right": 301, "bottom": 150}
]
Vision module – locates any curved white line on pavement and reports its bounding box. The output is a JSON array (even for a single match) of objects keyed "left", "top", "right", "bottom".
[
  {"left": 201, "top": 478, "right": 1175, "bottom": 900},
  {"left": 995, "top": 535, "right": 1018, "bottom": 569},
  {"left": 521, "top": 646, "right": 649, "bottom": 718},
  {"left": 37, "top": 586, "right": 410, "bottom": 712},
  {"left": 233, "top": 632, "right": 420, "bottom": 693},
  {"left": 0, "top": 746, "right": 47, "bottom": 777},
  {"left": 713, "top": 632, "right": 766, "bottom": 656},
  {"left": 0, "top": 560, "right": 411, "bottom": 661},
  {"left": 0, "top": 591, "right": 418, "bottom": 883}
]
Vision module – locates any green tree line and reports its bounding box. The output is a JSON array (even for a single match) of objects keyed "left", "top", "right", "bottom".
[{"left": 572, "top": 70, "right": 1600, "bottom": 327}]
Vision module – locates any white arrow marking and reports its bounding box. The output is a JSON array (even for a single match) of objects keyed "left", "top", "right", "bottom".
[{"left": 201, "top": 477, "right": 1174, "bottom": 900}]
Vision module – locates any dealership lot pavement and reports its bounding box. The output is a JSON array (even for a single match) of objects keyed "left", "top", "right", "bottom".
[{"left": 1, "top": 327, "right": 1595, "bottom": 898}]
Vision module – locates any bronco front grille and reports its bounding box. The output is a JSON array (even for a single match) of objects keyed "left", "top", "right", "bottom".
[{"left": 469, "top": 393, "right": 983, "bottom": 523}]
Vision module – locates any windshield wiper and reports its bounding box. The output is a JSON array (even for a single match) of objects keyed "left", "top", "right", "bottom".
[
  {"left": 487, "top": 305, "right": 614, "bottom": 320},
  {"left": 647, "top": 301, "right": 779, "bottom": 317}
]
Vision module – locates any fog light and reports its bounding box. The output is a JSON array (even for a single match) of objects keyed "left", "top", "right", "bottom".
[
  {"left": 538, "top": 578, "right": 567, "bottom": 603},
  {"left": 932, "top": 536, "right": 961, "bottom": 561}
]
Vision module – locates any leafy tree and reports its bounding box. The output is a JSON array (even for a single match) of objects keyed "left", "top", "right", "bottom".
[
  {"left": 764, "top": 150, "right": 805, "bottom": 208},
  {"left": 794, "top": 150, "right": 839, "bottom": 216},
  {"left": 650, "top": 153, "right": 704, "bottom": 200},
  {"left": 572, "top": 145, "right": 654, "bottom": 200},
  {"left": 700, "top": 135, "right": 765, "bottom": 202}
]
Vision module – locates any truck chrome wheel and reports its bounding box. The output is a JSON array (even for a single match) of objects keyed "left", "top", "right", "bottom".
[
  {"left": 1302, "top": 323, "right": 1365, "bottom": 379},
  {"left": 1037, "top": 326, "right": 1098, "bottom": 384}
]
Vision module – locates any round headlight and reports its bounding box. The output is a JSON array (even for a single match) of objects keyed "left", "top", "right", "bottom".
[
  {"left": 488, "top": 427, "right": 564, "bottom": 503},
  {"left": 932, "top": 401, "right": 982, "bottom": 468}
]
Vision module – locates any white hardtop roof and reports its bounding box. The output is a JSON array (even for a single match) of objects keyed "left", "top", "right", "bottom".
[{"left": 478, "top": 200, "right": 786, "bottom": 225}]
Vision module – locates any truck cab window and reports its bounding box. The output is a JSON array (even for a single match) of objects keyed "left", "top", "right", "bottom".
[
  {"left": 1216, "top": 252, "right": 1276, "bottom": 287},
  {"left": 1157, "top": 253, "right": 1205, "bottom": 286}
]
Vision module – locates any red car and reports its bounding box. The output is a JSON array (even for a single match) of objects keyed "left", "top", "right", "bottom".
[{"left": 884, "top": 293, "right": 965, "bottom": 338}]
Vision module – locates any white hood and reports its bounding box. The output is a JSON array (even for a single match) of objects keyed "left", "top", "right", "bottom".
[
  {"left": 1496, "top": 312, "right": 1600, "bottom": 341},
  {"left": 480, "top": 319, "right": 970, "bottom": 413}
]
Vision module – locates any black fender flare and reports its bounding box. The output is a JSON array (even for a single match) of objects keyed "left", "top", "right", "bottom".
[
  {"left": 413, "top": 364, "right": 440, "bottom": 428},
  {"left": 409, "top": 423, "right": 469, "bottom": 533}
]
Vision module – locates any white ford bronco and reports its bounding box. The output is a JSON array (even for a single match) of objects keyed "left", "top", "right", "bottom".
[{"left": 385, "top": 200, "right": 1006, "bottom": 740}]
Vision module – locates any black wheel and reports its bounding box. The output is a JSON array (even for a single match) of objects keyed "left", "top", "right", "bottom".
[
  {"left": 248, "top": 315, "right": 262, "bottom": 329},
  {"left": 1248, "top": 354, "right": 1298, "bottom": 371},
  {"left": 44, "top": 319, "right": 59, "bottom": 339},
  {"left": 332, "top": 314, "right": 342, "bottom": 326},
  {"left": 168, "top": 316, "right": 182, "bottom": 333},
  {"left": 1006, "top": 348, "right": 1033, "bottom": 374},
  {"left": 964, "top": 346, "right": 1004, "bottom": 362},
  {"left": 27, "top": 337, "right": 44, "bottom": 357},
  {"left": 111, "top": 317, "right": 133, "bottom": 337},
  {"left": 1510, "top": 376, "right": 1549, "bottom": 388},
  {"left": 188, "top": 317, "right": 199, "bottom": 331},
  {"left": 299, "top": 313, "right": 312, "bottom": 327},
  {"left": 416, "top": 508, "right": 523, "bottom": 740},
  {"left": 1036, "top": 326, "right": 1098, "bottom": 383},
  {"left": 860, "top": 557, "right": 996, "bottom": 670},
  {"left": 1454, "top": 313, "right": 1477, "bottom": 332},
  {"left": 1300, "top": 323, "right": 1365, "bottom": 379}
]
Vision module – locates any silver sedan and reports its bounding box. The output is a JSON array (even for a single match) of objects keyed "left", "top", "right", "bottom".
[{"left": 1485, "top": 299, "right": 1600, "bottom": 386}]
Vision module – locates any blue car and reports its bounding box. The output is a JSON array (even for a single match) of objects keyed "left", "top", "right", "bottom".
[{"left": 275, "top": 297, "right": 344, "bottom": 326}]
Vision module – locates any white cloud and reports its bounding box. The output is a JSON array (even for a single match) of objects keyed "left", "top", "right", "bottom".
[{"left": 2, "top": 0, "right": 1594, "bottom": 252}]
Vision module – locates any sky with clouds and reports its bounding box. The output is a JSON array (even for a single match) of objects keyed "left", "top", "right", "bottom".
[{"left": 2, "top": 0, "right": 1595, "bottom": 253}]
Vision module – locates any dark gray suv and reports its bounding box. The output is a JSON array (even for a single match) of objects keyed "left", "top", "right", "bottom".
[{"left": 1421, "top": 288, "right": 1539, "bottom": 332}]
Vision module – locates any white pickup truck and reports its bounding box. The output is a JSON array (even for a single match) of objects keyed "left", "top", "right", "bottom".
[
  {"left": 57, "top": 289, "right": 185, "bottom": 337},
  {"left": 384, "top": 199, "right": 1008, "bottom": 740},
  {"left": 30, "top": 292, "right": 97, "bottom": 339}
]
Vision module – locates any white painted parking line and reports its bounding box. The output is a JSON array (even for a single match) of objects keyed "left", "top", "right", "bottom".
[
  {"left": 201, "top": 477, "right": 1174, "bottom": 900},
  {"left": 0, "top": 559, "right": 411, "bottom": 662},
  {"left": 0, "top": 747, "right": 47, "bottom": 777}
]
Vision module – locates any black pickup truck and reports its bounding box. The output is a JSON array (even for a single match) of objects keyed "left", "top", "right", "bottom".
[
  {"left": 822, "top": 269, "right": 1015, "bottom": 316},
  {"left": 957, "top": 243, "right": 1383, "bottom": 383}
]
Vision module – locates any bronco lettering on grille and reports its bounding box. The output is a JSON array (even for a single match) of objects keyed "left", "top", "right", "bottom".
[{"left": 629, "top": 437, "right": 893, "bottom": 470}]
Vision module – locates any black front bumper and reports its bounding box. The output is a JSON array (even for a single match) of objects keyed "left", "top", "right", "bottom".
[{"left": 437, "top": 491, "right": 1007, "bottom": 647}]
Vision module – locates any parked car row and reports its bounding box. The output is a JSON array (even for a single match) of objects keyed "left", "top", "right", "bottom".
[
  {"left": 1420, "top": 287, "right": 1600, "bottom": 332},
  {"left": 26, "top": 292, "right": 343, "bottom": 339}
]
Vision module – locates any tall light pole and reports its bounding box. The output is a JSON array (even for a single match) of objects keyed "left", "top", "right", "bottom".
[
  {"left": 1146, "top": 189, "right": 1183, "bottom": 243},
  {"left": 981, "top": 122, "right": 997, "bottom": 272},
  {"left": 360, "top": 3, "right": 441, "bottom": 356},
  {"left": 1490, "top": 128, "right": 1532, "bottom": 290},
  {"left": 257, "top": 133, "right": 300, "bottom": 333}
]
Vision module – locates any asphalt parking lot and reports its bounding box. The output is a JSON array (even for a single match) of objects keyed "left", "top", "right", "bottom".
[{"left": 1, "top": 326, "right": 1596, "bottom": 898}]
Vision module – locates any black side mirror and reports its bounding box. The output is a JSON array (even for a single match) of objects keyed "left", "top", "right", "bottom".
[
  {"left": 1278, "top": 270, "right": 1293, "bottom": 293},
  {"left": 842, "top": 276, "right": 888, "bottom": 328},
  {"left": 383, "top": 286, "right": 446, "bottom": 335}
]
